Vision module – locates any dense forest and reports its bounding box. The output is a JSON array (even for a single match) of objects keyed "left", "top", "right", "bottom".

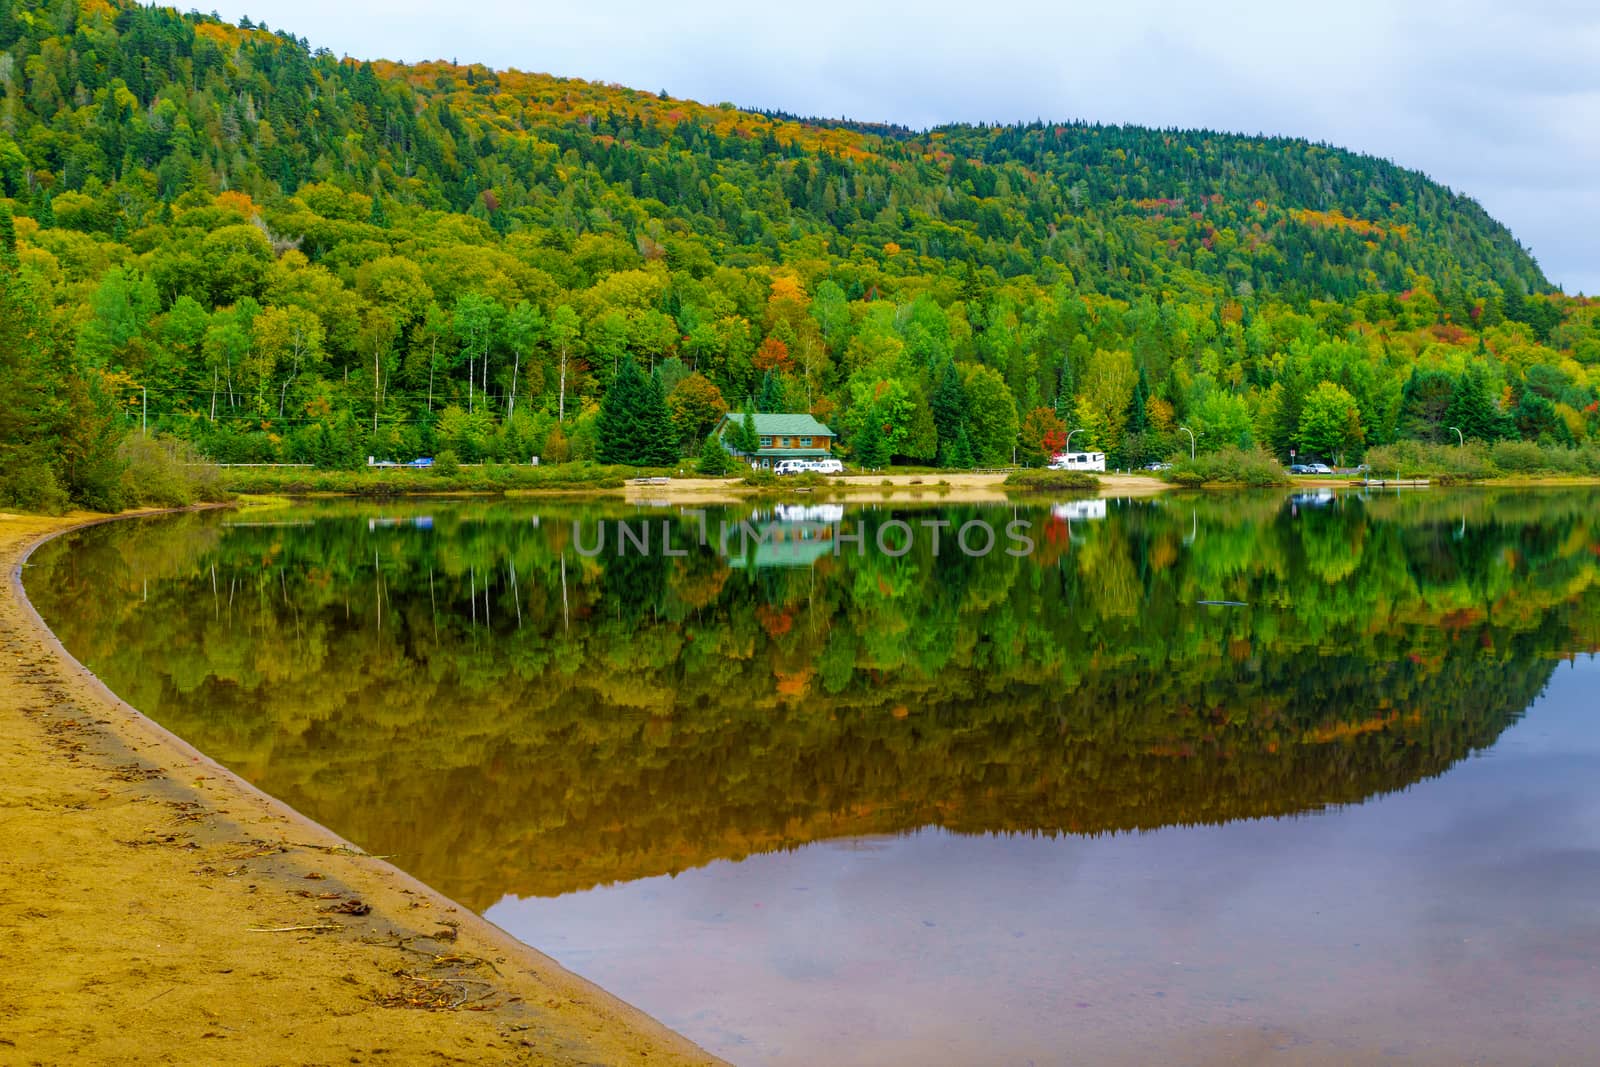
[
  {"left": 3, "top": 0, "right": 1600, "bottom": 509},
  {"left": 29, "top": 492, "right": 1600, "bottom": 904}
]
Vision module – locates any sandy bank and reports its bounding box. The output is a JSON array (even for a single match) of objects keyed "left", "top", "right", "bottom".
[
  {"left": 0, "top": 509, "right": 721, "bottom": 1066},
  {"left": 613, "top": 470, "right": 1171, "bottom": 505}
]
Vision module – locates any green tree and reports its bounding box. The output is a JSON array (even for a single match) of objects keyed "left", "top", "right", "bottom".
[
  {"left": 0, "top": 205, "right": 17, "bottom": 269},
  {"left": 730, "top": 396, "right": 761, "bottom": 455},
  {"left": 853, "top": 411, "right": 889, "bottom": 469},
  {"left": 1297, "top": 381, "right": 1366, "bottom": 463},
  {"left": 698, "top": 433, "right": 733, "bottom": 475},
  {"left": 948, "top": 425, "right": 975, "bottom": 469},
  {"left": 598, "top": 354, "right": 676, "bottom": 465},
  {"left": 931, "top": 359, "right": 969, "bottom": 462},
  {"left": 1445, "top": 366, "right": 1509, "bottom": 442},
  {"left": 963, "top": 365, "right": 1019, "bottom": 466}
]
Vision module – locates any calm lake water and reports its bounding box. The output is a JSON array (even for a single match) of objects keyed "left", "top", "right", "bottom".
[{"left": 27, "top": 489, "right": 1600, "bottom": 1065}]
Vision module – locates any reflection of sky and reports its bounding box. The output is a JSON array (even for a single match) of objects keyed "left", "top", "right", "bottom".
[{"left": 489, "top": 657, "right": 1600, "bottom": 1066}]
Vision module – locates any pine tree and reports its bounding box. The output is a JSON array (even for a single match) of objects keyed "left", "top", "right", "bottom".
[
  {"left": 733, "top": 396, "right": 761, "bottom": 454},
  {"left": 0, "top": 205, "right": 16, "bottom": 269},
  {"left": 1444, "top": 366, "right": 1505, "bottom": 442},
  {"left": 1126, "top": 365, "right": 1151, "bottom": 435},
  {"left": 931, "top": 359, "right": 968, "bottom": 462},
  {"left": 949, "top": 425, "right": 975, "bottom": 469},
  {"left": 32, "top": 189, "right": 54, "bottom": 229},
  {"left": 756, "top": 369, "right": 785, "bottom": 412},
  {"left": 598, "top": 354, "right": 675, "bottom": 465},
  {"left": 855, "top": 414, "right": 889, "bottom": 469},
  {"left": 1054, "top": 351, "right": 1075, "bottom": 418},
  {"left": 639, "top": 373, "right": 677, "bottom": 464},
  {"left": 698, "top": 432, "right": 732, "bottom": 475}
]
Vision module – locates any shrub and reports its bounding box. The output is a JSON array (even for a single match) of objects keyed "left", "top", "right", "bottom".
[
  {"left": 1364, "top": 441, "right": 1495, "bottom": 483},
  {"left": 1003, "top": 469, "right": 1101, "bottom": 492},
  {"left": 432, "top": 450, "right": 461, "bottom": 477},
  {"left": 1162, "top": 447, "right": 1289, "bottom": 487},
  {"left": 0, "top": 455, "right": 70, "bottom": 515},
  {"left": 118, "top": 434, "right": 225, "bottom": 508}
]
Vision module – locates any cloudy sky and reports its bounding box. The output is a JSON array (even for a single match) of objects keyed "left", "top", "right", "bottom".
[{"left": 216, "top": 0, "right": 1600, "bottom": 294}]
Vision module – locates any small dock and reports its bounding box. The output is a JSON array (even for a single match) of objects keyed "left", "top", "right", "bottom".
[{"left": 1361, "top": 479, "right": 1430, "bottom": 488}]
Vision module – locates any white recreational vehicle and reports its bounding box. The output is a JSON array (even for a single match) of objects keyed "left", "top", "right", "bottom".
[{"left": 1048, "top": 451, "right": 1107, "bottom": 472}]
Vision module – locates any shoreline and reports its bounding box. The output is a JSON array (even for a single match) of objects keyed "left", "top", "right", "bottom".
[
  {"left": 227, "top": 470, "right": 1600, "bottom": 507},
  {"left": 0, "top": 508, "right": 722, "bottom": 1066}
]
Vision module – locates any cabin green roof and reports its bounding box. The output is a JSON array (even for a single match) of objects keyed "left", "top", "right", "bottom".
[{"left": 720, "top": 413, "right": 834, "bottom": 437}]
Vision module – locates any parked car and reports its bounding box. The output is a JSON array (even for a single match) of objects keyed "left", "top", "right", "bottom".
[
  {"left": 1289, "top": 464, "right": 1312, "bottom": 474},
  {"left": 1306, "top": 462, "right": 1334, "bottom": 475},
  {"left": 404, "top": 457, "right": 434, "bottom": 469},
  {"left": 1144, "top": 461, "right": 1172, "bottom": 471},
  {"left": 807, "top": 458, "right": 844, "bottom": 474},
  {"left": 773, "top": 459, "right": 811, "bottom": 475}
]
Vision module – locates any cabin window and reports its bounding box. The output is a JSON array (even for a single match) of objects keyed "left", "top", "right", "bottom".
[
  {"left": 760, "top": 436, "right": 772, "bottom": 447},
  {"left": 800, "top": 437, "right": 812, "bottom": 447}
]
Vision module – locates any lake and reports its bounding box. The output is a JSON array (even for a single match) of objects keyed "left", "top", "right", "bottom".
[{"left": 26, "top": 489, "right": 1600, "bottom": 1065}]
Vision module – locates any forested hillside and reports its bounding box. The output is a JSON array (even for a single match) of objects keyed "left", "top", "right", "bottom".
[{"left": 3, "top": 0, "right": 1599, "bottom": 508}]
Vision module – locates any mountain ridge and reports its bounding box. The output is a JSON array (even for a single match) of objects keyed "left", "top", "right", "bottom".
[{"left": 0, "top": 0, "right": 1595, "bottom": 509}]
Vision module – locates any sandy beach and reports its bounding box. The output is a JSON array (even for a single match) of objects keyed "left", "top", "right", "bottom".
[
  {"left": 0, "top": 509, "right": 722, "bottom": 1066},
  {"left": 615, "top": 470, "right": 1173, "bottom": 505}
]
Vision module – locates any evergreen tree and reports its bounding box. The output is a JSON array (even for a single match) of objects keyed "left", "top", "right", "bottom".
[
  {"left": 698, "top": 432, "right": 732, "bottom": 475},
  {"left": 32, "top": 189, "right": 53, "bottom": 229},
  {"left": 0, "top": 205, "right": 18, "bottom": 269},
  {"left": 639, "top": 373, "right": 677, "bottom": 463},
  {"left": 854, "top": 413, "right": 889, "bottom": 469},
  {"left": 930, "top": 359, "right": 968, "bottom": 462},
  {"left": 732, "top": 397, "right": 761, "bottom": 454},
  {"left": 949, "top": 425, "right": 975, "bottom": 469},
  {"left": 1444, "top": 367, "right": 1506, "bottom": 442},
  {"left": 756, "top": 369, "right": 786, "bottom": 412},
  {"left": 1126, "top": 365, "right": 1151, "bottom": 435},
  {"left": 1054, "top": 351, "right": 1076, "bottom": 419},
  {"left": 598, "top": 354, "right": 676, "bottom": 465}
]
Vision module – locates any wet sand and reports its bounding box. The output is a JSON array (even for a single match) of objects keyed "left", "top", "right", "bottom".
[{"left": 0, "top": 509, "right": 722, "bottom": 1066}]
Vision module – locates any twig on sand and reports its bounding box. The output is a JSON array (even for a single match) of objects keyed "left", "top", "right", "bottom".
[
  {"left": 247, "top": 923, "right": 341, "bottom": 933},
  {"left": 285, "top": 839, "right": 393, "bottom": 859}
]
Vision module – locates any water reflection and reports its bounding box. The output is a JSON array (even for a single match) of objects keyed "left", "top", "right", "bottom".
[{"left": 27, "top": 490, "right": 1600, "bottom": 915}]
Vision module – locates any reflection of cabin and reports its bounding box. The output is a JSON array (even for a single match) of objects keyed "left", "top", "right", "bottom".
[
  {"left": 728, "top": 505, "right": 842, "bottom": 568},
  {"left": 717, "top": 413, "right": 836, "bottom": 469}
]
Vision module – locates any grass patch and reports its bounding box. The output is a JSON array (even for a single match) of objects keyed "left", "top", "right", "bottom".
[
  {"left": 1003, "top": 469, "right": 1102, "bottom": 492},
  {"left": 217, "top": 461, "right": 644, "bottom": 496}
]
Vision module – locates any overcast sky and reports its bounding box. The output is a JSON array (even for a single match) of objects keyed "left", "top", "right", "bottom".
[{"left": 213, "top": 0, "right": 1600, "bottom": 294}]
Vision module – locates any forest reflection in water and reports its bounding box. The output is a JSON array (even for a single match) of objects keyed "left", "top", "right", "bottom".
[{"left": 26, "top": 489, "right": 1600, "bottom": 912}]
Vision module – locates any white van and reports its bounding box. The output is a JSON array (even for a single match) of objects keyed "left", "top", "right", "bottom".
[
  {"left": 1048, "top": 451, "right": 1107, "bottom": 472},
  {"left": 773, "top": 459, "right": 811, "bottom": 476},
  {"left": 807, "top": 458, "right": 844, "bottom": 474}
]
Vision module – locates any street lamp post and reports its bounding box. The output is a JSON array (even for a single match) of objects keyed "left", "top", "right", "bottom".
[
  {"left": 1179, "top": 425, "right": 1196, "bottom": 460},
  {"left": 141, "top": 386, "right": 147, "bottom": 436},
  {"left": 1064, "top": 428, "right": 1083, "bottom": 454},
  {"left": 1450, "top": 426, "right": 1464, "bottom": 447}
]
